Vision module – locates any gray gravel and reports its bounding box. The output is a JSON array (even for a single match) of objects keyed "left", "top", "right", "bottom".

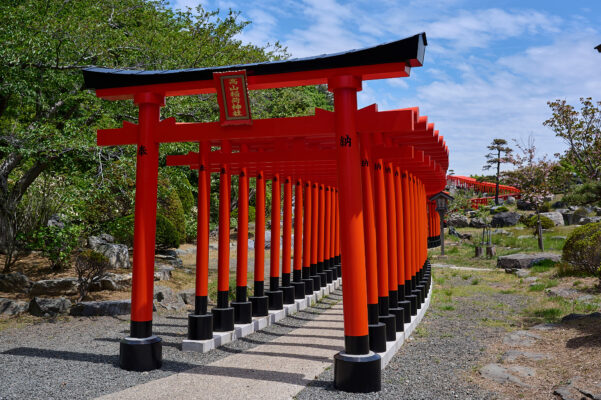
[
  {"left": 296, "top": 276, "right": 530, "bottom": 400},
  {"left": 0, "top": 291, "right": 341, "bottom": 400}
]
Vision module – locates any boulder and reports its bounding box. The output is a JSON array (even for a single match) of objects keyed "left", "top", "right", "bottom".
[
  {"left": 153, "top": 285, "right": 186, "bottom": 311},
  {"left": 491, "top": 212, "right": 520, "bottom": 227},
  {"left": 28, "top": 297, "right": 71, "bottom": 316},
  {"left": 248, "top": 239, "right": 255, "bottom": 250},
  {"left": 0, "top": 298, "right": 28, "bottom": 316},
  {"left": 447, "top": 214, "right": 469, "bottom": 228},
  {"left": 505, "top": 196, "right": 516, "bottom": 205},
  {"left": 515, "top": 269, "right": 530, "bottom": 278},
  {"left": 517, "top": 200, "right": 534, "bottom": 210},
  {"left": 561, "top": 211, "right": 581, "bottom": 226},
  {"left": 561, "top": 312, "right": 601, "bottom": 322},
  {"left": 469, "top": 217, "right": 487, "bottom": 228},
  {"left": 89, "top": 273, "right": 132, "bottom": 292},
  {"left": 70, "top": 300, "right": 130, "bottom": 316},
  {"left": 479, "top": 363, "right": 532, "bottom": 387},
  {"left": 30, "top": 278, "right": 78, "bottom": 296},
  {"left": 578, "top": 216, "right": 601, "bottom": 225},
  {"left": 155, "top": 265, "right": 173, "bottom": 281},
  {"left": 0, "top": 272, "right": 32, "bottom": 293},
  {"left": 155, "top": 253, "right": 183, "bottom": 268},
  {"left": 540, "top": 211, "right": 564, "bottom": 226},
  {"left": 178, "top": 289, "right": 196, "bottom": 305},
  {"left": 47, "top": 214, "right": 65, "bottom": 229},
  {"left": 497, "top": 253, "right": 561, "bottom": 270},
  {"left": 88, "top": 234, "right": 130, "bottom": 269}
]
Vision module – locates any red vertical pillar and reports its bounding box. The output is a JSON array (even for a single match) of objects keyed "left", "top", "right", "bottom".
[
  {"left": 249, "top": 171, "right": 268, "bottom": 316},
  {"left": 335, "top": 190, "right": 341, "bottom": 273},
  {"left": 359, "top": 133, "right": 386, "bottom": 352},
  {"left": 266, "top": 173, "right": 284, "bottom": 310},
  {"left": 385, "top": 162, "right": 403, "bottom": 332},
  {"left": 232, "top": 146, "right": 252, "bottom": 324},
  {"left": 302, "top": 181, "right": 314, "bottom": 294},
  {"left": 329, "top": 186, "right": 338, "bottom": 280},
  {"left": 317, "top": 183, "right": 327, "bottom": 286},
  {"left": 323, "top": 186, "right": 333, "bottom": 283},
  {"left": 213, "top": 141, "right": 235, "bottom": 332},
  {"left": 394, "top": 167, "right": 411, "bottom": 323},
  {"left": 120, "top": 92, "right": 164, "bottom": 372},
  {"left": 291, "top": 178, "right": 306, "bottom": 298},
  {"left": 329, "top": 75, "right": 380, "bottom": 393},
  {"left": 310, "top": 182, "right": 321, "bottom": 289},
  {"left": 187, "top": 142, "right": 213, "bottom": 341},
  {"left": 280, "top": 176, "right": 296, "bottom": 304},
  {"left": 401, "top": 172, "right": 418, "bottom": 316}
]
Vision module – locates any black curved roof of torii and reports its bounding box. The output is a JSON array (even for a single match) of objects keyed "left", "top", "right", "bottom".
[{"left": 82, "top": 33, "right": 427, "bottom": 90}]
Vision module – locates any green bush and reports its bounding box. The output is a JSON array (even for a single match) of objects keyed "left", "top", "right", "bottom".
[
  {"left": 184, "top": 211, "right": 197, "bottom": 242},
  {"left": 177, "top": 184, "right": 195, "bottom": 214},
  {"left": 521, "top": 215, "right": 554, "bottom": 229},
  {"left": 108, "top": 213, "right": 180, "bottom": 249},
  {"left": 540, "top": 202, "right": 551, "bottom": 213},
  {"left": 574, "top": 207, "right": 589, "bottom": 218},
  {"left": 158, "top": 188, "right": 186, "bottom": 243},
  {"left": 562, "top": 222, "right": 601, "bottom": 279},
  {"left": 491, "top": 206, "right": 509, "bottom": 214},
  {"left": 28, "top": 223, "right": 82, "bottom": 271}
]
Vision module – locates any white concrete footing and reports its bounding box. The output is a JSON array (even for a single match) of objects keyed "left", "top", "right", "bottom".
[
  {"left": 377, "top": 280, "right": 432, "bottom": 369},
  {"left": 182, "top": 277, "right": 342, "bottom": 353}
]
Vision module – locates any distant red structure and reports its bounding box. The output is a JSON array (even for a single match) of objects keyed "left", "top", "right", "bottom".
[{"left": 447, "top": 175, "right": 520, "bottom": 208}]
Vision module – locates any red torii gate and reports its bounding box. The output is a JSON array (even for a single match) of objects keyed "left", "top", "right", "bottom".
[{"left": 83, "top": 33, "right": 429, "bottom": 393}]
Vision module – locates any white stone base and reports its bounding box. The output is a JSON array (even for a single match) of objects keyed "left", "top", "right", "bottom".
[
  {"left": 378, "top": 280, "right": 432, "bottom": 369},
  {"left": 182, "top": 277, "right": 342, "bottom": 353}
]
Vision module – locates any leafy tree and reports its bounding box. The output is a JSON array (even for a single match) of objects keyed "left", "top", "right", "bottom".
[
  {"left": 504, "top": 137, "right": 555, "bottom": 250},
  {"left": 0, "top": 0, "right": 331, "bottom": 260},
  {"left": 483, "top": 138, "right": 512, "bottom": 205},
  {"left": 544, "top": 97, "right": 601, "bottom": 182}
]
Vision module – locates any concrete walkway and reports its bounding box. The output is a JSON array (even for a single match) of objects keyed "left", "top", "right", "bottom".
[{"left": 97, "top": 304, "right": 345, "bottom": 400}]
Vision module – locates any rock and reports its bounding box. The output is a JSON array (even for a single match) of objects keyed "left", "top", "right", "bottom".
[
  {"left": 503, "top": 330, "right": 541, "bottom": 347},
  {"left": 30, "top": 278, "right": 78, "bottom": 296},
  {"left": 209, "top": 243, "right": 218, "bottom": 250},
  {"left": 552, "top": 200, "right": 565, "bottom": 208},
  {"left": 531, "top": 323, "right": 557, "bottom": 331},
  {"left": 153, "top": 285, "right": 185, "bottom": 311},
  {"left": 515, "top": 269, "right": 530, "bottom": 278},
  {"left": 505, "top": 196, "right": 516, "bottom": 205},
  {"left": 540, "top": 211, "right": 564, "bottom": 226},
  {"left": 28, "top": 297, "right": 71, "bottom": 316},
  {"left": 524, "top": 276, "right": 538, "bottom": 282},
  {"left": 0, "top": 298, "right": 28, "bottom": 315},
  {"left": 517, "top": 200, "right": 534, "bottom": 210},
  {"left": 493, "top": 229, "right": 511, "bottom": 236},
  {"left": 155, "top": 254, "right": 182, "bottom": 268},
  {"left": 0, "top": 272, "right": 32, "bottom": 293},
  {"left": 561, "top": 312, "right": 601, "bottom": 322},
  {"left": 88, "top": 234, "right": 130, "bottom": 269},
  {"left": 578, "top": 216, "right": 601, "bottom": 225},
  {"left": 554, "top": 382, "right": 583, "bottom": 400},
  {"left": 248, "top": 239, "right": 255, "bottom": 250},
  {"left": 47, "top": 214, "right": 65, "bottom": 229},
  {"left": 174, "top": 247, "right": 196, "bottom": 256},
  {"left": 178, "top": 289, "right": 196, "bottom": 305},
  {"left": 501, "top": 350, "right": 551, "bottom": 362},
  {"left": 155, "top": 265, "right": 173, "bottom": 281},
  {"left": 480, "top": 363, "right": 530, "bottom": 387},
  {"left": 265, "top": 230, "right": 272, "bottom": 242},
  {"left": 469, "top": 217, "right": 487, "bottom": 228},
  {"left": 447, "top": 214, "right": 469, "bottom": 228},
  {"left": 497, "top": 253, "right": 561, "bottom": 270},
  {"left": 491, "top": 212, "right": 520, "bottom": 227},
  {"left": 89, "top": 273, "right": 132, "bottom": 292},
  {"left": 70, "top": 300, "right": 131, "bottom": 316},
  {"left": 545, "top": 287, "right": 578, "bottom": 299},
  {"left": 560, "top": 211, "right": 581, "bottom": 226}
]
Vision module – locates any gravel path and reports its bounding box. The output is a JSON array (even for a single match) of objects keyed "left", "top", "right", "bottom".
[
  {"left": 0, "top": 292, "right": 341, "bottom": 400},
  {"left": 296, "top": 274, "right": 530, "bottom": 400}
]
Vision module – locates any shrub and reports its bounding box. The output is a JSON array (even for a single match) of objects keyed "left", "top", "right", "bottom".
[
  {"left": 521, "top": 214, "right": 554, "bottom": 229},
  {"left": 75, "top": 250, "right": 111, "bottom": 301},
  {"left": 540, "top": 202, "right": 551, "bottom": 212},
  {"left": 108, "top": 213, "right": 180, "bottom": 249},
  {"left": 562, "top": 222, "right": 601, "bottom": 281},
  {"left": 574, "top": 207, "right": 589, "bottom": 218},
  {"left": 176, "top": 184, "right": 195, "bottom": 214},
  {"left": 491, "top": 206, "right": 509, "bottom": 214},
  {"left": 158, "top": 188, "right": 186, "bottom": 243},
  {"left": 28, "top": 223, "right": 82, "bottom": 271}
]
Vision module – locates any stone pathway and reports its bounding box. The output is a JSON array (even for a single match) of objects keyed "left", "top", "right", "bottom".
[{"left": 97, "top": 304, "right": 345, "bottom": 400}]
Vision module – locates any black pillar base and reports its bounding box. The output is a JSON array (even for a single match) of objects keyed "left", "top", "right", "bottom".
[
  {"left": 330, "top": 266, "right": 338, "bottom": 280},
  {"left": 188, "top": 313, "right": 213, "bottom": 340},
  {"left": 336, "top": 264, "right": 341, "bottom": 277},
  {"left": 266, "top": 290, "right": 284, "bottom": 310},
  {"left": 302, "top": 278, "right": 314, "bottom": 294},
  {"left": 388, "top": 307, "right": 404, "bottom": 332},
  {"left": 291, "top": 281, "right": 306, "bottom": 299},
  {"left": 368, "top": 323, "right": 387, "bottom": 353},
  {"left": 249, "top": 295, "right": 269, "bottom": 317},
  {"left": 406, "top": 294, "right": 418, "bottom": 316},
  {"left": 317, "top": 272, "right": 328, "bottom": 287},
  {"left": 212, "top": 307, "right": 235, "bottom": 332},
  {"left": 324, "top": 269, "right": 333, "bottom": 284},
  {"left": 119, "top": 336, "right": 162, "bottom": 371},
  {"left": 232, "top": 301, "right": 252, "bottom": 324},
  {"left": 416, "top": 284, "right": 426, "bottom": 303},
  {"left": 378, "top": 314, "right": 397, "bottom": 341},
  {"left": 412, "top": 289, "right": 424, "bottom": 305},
  {"left": 397, "top": 300, "right": 412, "bottom": 323},
  {"left": 334, "top": 351, "right": 381, "bottom": 393},
  {"left": 281, "top": 286, "right": 296, "bottom": 304},
  {"left": 311, "top": 275, "right": 322, "bottom": 290}
]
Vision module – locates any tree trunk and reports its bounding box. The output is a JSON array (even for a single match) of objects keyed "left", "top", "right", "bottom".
[
  {"left": 537, "top": 213, "right": 544, "bottom": 251},
  {"left": 495, "top": 150, "right": 500, "bottom": 205}
]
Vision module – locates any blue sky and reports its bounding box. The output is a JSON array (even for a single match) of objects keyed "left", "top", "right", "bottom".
[{"left": 171, "top": 0, "right": 601, "bottom": 175}]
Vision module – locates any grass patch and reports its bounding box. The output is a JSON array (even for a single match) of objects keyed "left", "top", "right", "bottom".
[
  {"left": 471, "top": 278, "right": 480, "bottom": 285},
  {"left": 530, "top": 259, "right": 557, "bottom": 273},
  {"left": 439, "top": 304, "right": 455, "bottom": 311},
  {"left": 531, "top": 307, "right": 562, "bottom": 322}
]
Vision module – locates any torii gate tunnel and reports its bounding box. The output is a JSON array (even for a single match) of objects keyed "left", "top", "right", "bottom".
[{"left": 83, "top": 32, "right": 449, "bottom": 393}]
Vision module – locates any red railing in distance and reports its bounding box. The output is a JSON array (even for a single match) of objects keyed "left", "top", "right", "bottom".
[{"left": 446, "top": 175, "right": 520, "bottom": 209}]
